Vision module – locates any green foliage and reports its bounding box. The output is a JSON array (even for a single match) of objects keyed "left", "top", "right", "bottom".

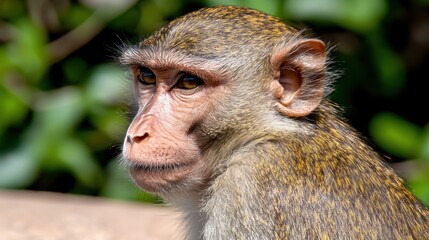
[
  {"left": 207, "top": 0, "right": 282, "bottom": 15},
  {"left": 370, "top": 113, "right": 429, "bottom": 205},
  {"left": 0, "top": 0, "right": 428, "bottom": 206},
  {"left": 284, "top": 0, "right": 387, "bottom": 32},
  {"left": 370, "top": 112, "right": 423, "bottom": 159}
]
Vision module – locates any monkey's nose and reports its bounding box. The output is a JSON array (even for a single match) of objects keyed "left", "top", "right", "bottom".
[{"left": 127, "top": 132, "right": 150, "bottom": 144}]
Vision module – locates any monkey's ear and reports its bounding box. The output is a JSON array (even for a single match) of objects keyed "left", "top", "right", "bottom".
[{"left": 270, "top": 39, "right": 326, "bottom": 117}]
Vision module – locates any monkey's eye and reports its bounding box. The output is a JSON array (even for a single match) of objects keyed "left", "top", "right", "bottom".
[
  {"left": 175, "top": 74, "right": 203, "bottom": 90},
  {"left": 137, "top": 68, "right": 156, "bottom": 85}
]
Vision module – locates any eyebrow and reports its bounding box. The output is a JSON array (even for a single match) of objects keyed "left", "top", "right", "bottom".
[{"left": 120, "top": 46, "right": 232, "bottom": 83}]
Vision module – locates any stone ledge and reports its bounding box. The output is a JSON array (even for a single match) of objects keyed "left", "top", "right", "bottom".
[{"left": 0, "top": 190, "right": 184, "bottom": 240}]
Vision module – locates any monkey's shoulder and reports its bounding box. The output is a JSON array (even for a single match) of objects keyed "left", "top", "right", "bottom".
[{"left": 208, "top": 147, "right": 429, "bottom": 239}]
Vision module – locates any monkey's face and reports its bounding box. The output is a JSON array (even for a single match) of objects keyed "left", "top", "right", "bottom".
[
  {"left": 121, "top": 6, "right": 327, "bottom": 195},
  {"left": 122, "top": 63, "right": 223, "bottom": 194}
]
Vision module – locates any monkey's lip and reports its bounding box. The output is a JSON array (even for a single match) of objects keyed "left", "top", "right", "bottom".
[
  {"left": 127, "top": 160, "right": 196, "bottom": 193},
  {"left": 128, "top": 161, "right": 193, "bottom": 173}
]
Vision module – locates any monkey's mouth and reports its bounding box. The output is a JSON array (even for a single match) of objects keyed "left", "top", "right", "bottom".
[
  {"left": 129, "top": 162, "right": 191, "bottom": 173},
  {"left": 126, "top": 160, "right": 197, "bottom": 193}
]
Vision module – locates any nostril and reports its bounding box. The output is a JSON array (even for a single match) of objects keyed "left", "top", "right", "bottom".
[
  {"left": 134, "top": 132, "right": 149, "bottom": 143},
  {"left": 128, "top": 132, "right": 149, "bottom": 144}
]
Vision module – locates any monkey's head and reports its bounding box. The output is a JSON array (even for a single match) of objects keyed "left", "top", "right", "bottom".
[{"left": 120, "top": 6, "right": 327, "bottom": 195}]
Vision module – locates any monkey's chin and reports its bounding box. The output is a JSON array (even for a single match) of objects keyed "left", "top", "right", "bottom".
[{"left": 128, "top": 162, "right": 197, "bottom": 194}]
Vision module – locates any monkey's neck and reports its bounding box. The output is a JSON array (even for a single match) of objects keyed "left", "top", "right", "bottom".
[{"left": 164, "top": 191, "right": 206, "bottom": 239}]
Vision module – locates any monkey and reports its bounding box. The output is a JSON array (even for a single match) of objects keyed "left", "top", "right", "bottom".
[{"left": 120, "top": 5, "right": 429, "bottom": 240}]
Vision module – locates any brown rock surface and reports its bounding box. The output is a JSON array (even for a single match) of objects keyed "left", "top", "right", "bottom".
[{"left": 0, "top": 190, "right": 184, "bottom": 240}]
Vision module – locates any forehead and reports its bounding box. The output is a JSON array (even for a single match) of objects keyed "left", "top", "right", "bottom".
[{"left": 140, "top": 6, "right": 292, "bottom": 57}]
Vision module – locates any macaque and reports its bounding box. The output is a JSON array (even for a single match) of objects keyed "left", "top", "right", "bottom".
[{"left": 120, "top": 6, "right": 429, "bottom": 239}]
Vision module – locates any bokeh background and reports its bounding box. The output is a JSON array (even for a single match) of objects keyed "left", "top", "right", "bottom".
[{"left": 1, "top": 0, "right": 428, "bottom": 206}]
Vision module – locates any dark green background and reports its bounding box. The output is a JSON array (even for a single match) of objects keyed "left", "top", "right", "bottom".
[{"left": 1, "top": 0, "right": 428, "bottom": 206}]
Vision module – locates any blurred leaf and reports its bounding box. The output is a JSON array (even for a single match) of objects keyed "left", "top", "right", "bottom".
[
  {"left": 366, "top": 34, "right": 406, "bottom": 97},
  {"left": 0, "top": 85, "right": 28, "bottom": 132},
  {"left": 137, "top": 0, "right": 181, "bottom": 33},
  {"left": 91, "top": 110, "right": 127, "bottom": 140},
  {"left": 0, "top": 47, "right": 12, "bottom": 74},
  {"left": 85, "top": 64, "right": 128, "bottom": 139},
  {"left": 369, "top": 112, "right": 423, "bottom": 159},
  {"left": 85, "top": 64, "right": 127, "bottom": 105},
  {"left": 0, "top": 0, "right": 26, "bottom": 21},
  {"left": 34, "top": 87, "right": 84, "bottom": 136},
  {"left": 138, "top": 1, "right": 166, "bottom": 33},
  {"left": 82, "top": 0, "right": 138, "bottom": 17},
  {"left": 421, "top": 125, "right": 429, "bottom": 163},
  {"left": 14, "top": 87, "right": 85, "bottom": 168},
  {"left": 408, "top": 171, "right": 429, "bottom": 206},
  {"left": 109, "top": 7, "right": 140, "bottom": 31},
  {"left": 60, "top": 4, "right": 93, "bottom": 28},
  {"left": 207, "top": 0, "right": 281, "bottom": 15},
  {"left": 284, "top": 0, "right": 341, "bottom": 20},
  {"left": 154, "top": 0, "right": 181, "bottom": 16},
  {"left": 0, "top": 150, "right": 38, "bottom": 188},
  {"left": 63, "top": 58, "right": 89, "bottom": 84},
  {"left": 283, "top": 0, "right": 387, "bottom": 32},
  {"left": 56, "top": 138, "right": 103, "bottom": 188},
  {"left": 7, "top": 19, "right": 48, "bottom": 82}
]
